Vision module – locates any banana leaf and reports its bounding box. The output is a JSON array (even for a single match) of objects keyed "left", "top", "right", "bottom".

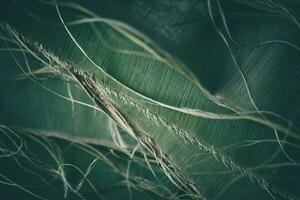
[{"left": 1, "top": 0, "right": 300, "bottom": 199}]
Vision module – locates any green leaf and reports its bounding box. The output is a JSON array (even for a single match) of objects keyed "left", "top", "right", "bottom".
[
  {"left": 0, "top": 127, "right": 178, "bottom": 200},
  {"left": 1, "top": 0, "right": 300, "bottom": 199}
]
